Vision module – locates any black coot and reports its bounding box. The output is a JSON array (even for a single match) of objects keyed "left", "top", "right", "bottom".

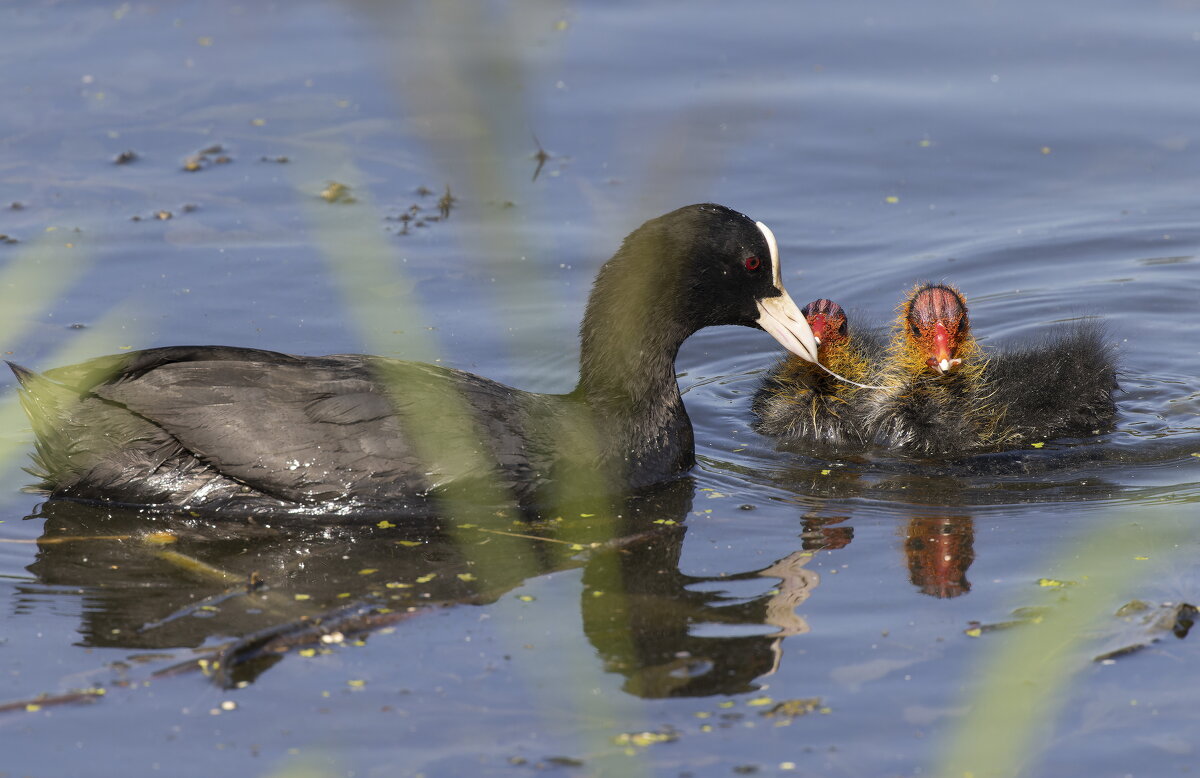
[{"left": 11, "top": 204, "right": 818, "bottom": 515}]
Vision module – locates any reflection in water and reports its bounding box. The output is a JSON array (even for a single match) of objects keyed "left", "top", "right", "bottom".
[
  {"left": 774, "top": 467, "right": 980, "bottom": 600},
  {"left": 797, "top": 502, "right": 976, "bottom": 599},
  {"left": 582, "top": 528, "right": 820, "bottom": 698},
  {"left": 25, "top": 501, "right": 505, "bottom": 653},
  {"left": 800, "top": 511, "right": 853, "bottom": 551},
  {"left": 17, "top": 482, "right": 825, "bottom": 697},
  {"left": 904, "top": 515, "right": 975, "bottom": 599}
]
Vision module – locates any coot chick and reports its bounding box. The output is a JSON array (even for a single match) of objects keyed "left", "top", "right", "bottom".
[
  {"left": 863, "top": 283, "right": 1010, "bottom": 455},
  {"left": 752, "top": 299, "right": 884, "bottom": 446},
  {"left": 11, "top": 204, "right": 819, "bottom": 516},
  {"left": 863, "top": 282, "right": 1118, "bottom": 456},
  {"left": 985, "top": 319, "right": 1118, "bottom": 443}
]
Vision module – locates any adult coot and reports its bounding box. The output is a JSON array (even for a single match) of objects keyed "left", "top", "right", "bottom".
[
  {"left": 11, "top": 204, "right": 819, "bottom": 515},
  {"left": 752, "top": 299, "right": 884, "bottom": 446},
  {"left": 862, "top": 282, "right": 1117, "bottom": 456}
]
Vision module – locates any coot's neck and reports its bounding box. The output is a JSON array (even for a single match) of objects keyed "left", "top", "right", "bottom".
[{"left": 573, "top": 244, "right": 696, "bottom": 454}]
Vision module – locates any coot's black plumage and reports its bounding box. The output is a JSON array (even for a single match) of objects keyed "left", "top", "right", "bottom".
[
  {"left": 752, "top": 299, "right": 885, "bottom": 446},
  {"left": 11, "top": 204, "right": 818, "bottom": 515}
]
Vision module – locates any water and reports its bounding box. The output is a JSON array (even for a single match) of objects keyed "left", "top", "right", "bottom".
[{"left": 2, "top": 2, "right": 1198, "bottom": 776}]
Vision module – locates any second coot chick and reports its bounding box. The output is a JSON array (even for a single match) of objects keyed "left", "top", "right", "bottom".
[
  {"left": 752, "top": 299, "right": 883, "bottom": 446},
  {"left": 863, "top": 282, "right": 1118, "bottom": 456},
  {"left": 863, "top": 283, "right": 1004, "bottom": 455}
]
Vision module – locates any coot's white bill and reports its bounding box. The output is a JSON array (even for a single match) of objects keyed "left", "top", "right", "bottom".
[{"left": 754, "top": 221, "right": 819, "bottom": 363}]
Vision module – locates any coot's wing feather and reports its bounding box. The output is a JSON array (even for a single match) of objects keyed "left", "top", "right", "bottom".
[
  {"left": 89, "top": 354, "right": 533, "bottom": 504},
  {"left": 42, "top": 346, "right": 309, "bottom": 388}
]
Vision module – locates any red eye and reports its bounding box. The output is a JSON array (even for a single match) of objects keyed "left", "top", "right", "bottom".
[{"left": 745, "top": 256, "right": 761, "bottom": 271}]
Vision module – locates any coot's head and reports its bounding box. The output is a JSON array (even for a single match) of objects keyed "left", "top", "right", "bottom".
[
  {"left": 904, "top": 283, "right": 969, "bottom": 375},
  {"left": 801, "top": 298, "right": 849, "bottom": 354},
  {"left": 595, "top": 203, "right": 818, "bottom": 362}
]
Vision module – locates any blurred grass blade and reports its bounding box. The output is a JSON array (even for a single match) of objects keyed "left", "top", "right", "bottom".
[
  {"left": 0, "top": 231, "right": 89, "bottom": 344},
  {"left": 320, "top": 3, "right": 652, "bottom": 765},
  {"left": 0, "top": 301, "right": 151, "bottom": 476},
  {"left": 936, "top": 518, "right": 1189, "bottom": 778},
  {"left": 0, "top": 234, "right": 119, "bottom": 475}
]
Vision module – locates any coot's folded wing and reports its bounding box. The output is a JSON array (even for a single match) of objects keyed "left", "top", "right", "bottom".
[
  {"left": 87, "top": 354, "right": 527, "bottom": 504},
  {"left": 87, "top": 356, "right": 415, "bottom": 502}
]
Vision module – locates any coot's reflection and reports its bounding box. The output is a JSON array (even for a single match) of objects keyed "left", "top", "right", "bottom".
[
  {"left": 581, "top": 526, "right": 820, "bottom": 697},
  {"left": 799, "top": 511, "right": 853, "bottom": 551},
  {"left": 21, "top": 482, "right": 825, "bottom": 696}
]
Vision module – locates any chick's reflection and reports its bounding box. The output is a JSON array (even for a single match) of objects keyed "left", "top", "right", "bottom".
[{"left": 904, "top": 514, "right": 975, "bottom": 599}]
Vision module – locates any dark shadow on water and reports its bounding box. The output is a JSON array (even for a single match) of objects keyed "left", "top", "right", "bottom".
[
  {"left": 17, "top": 480, "right": 830, "bottom": 697},
  {"left": 737, "top": 432, "right": 1200, "bottom": 507}
]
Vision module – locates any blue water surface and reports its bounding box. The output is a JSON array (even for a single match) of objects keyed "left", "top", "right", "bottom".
[{"left": 1, "top": 2, "right": 1198, "bottom": 776}]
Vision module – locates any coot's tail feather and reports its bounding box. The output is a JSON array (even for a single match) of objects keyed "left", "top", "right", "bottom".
[{"left": 7, "top": 361, "right": 81, "bottom": 489}]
